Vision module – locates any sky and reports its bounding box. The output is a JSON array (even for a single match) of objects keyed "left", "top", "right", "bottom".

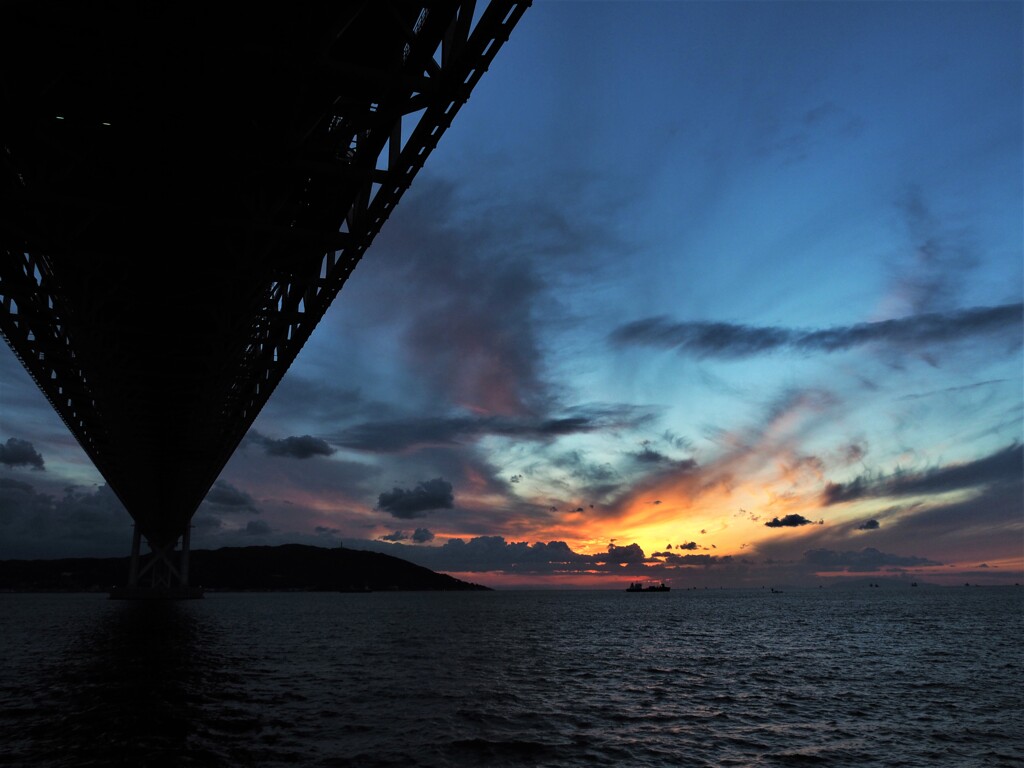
[{"left": 1, "top": 1, "right": 1022, "bottom": 588}]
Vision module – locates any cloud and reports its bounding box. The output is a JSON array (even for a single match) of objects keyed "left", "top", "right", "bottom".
[
  {"left": 244, "top": 519, "right": 272, "bottom": 536},
  {"left": 857, "top": 519, "right": 880, "bottom": 530},
  {"left": 765, "top": 514, "right": 818, "bottom": 528},
  {"left": 0, "top": 477, "right": 34, "bottom": 494},
  {"left": 364, "top": 179, "right": 555, "bottom": 418},
  {"left": 377, "top": 478, "right": 454, "bottom": 519},
  {"left": 0, "top": 437, "right": 44, "bottom": 470},
  {"left": 256, "top": 377, "right": 381, "bottom": 426},
  {"left": 310, "top": 171, "right": 632, "bottom": 427},
  {"left": 380, "top": 530, "right": 408, "bottom": 542},
  {"left": 332, "top": 404, "right": 655, "bottom": 454},
  {"left": 802, "top": 547, "right": 940, "bottom": 572},
  {"left": 802, "top": 101, "right": 863, "bottom": 135},
  {"left": 370, "top": 536, "right": 664, "bottom": 575},
  {"left": 606, "top": 542, "right": 646, "bottom": 563},
  {"left": 191, "top": 513, "right": 223, "bottom": 531},
  {"left": 202, "top": 479, "right": 260, "bottom": 514},
  {"left": 888, "top": 474, "right": 1023, "bottom": 545},
  {"left": 633, "top": 447, "right": 673, "bottom": 464},
  {"left": 823, "top": 443, "right": 1022, "bottom": 505},
  {"left": 657, "top": 552, "right": 734, "bottom": 566},
  {"left": 0, "top": 482, "right": 130, "bottom": 558},
  {"left": 891, "top": 185, "right": 981, "bottom": 315},
  {"left": 608, "top": 303, "right": 1022, "bottom": 359},
  {"left": 412, "top": 527, "right": 434, "bottom": 543},
  {"left": 248, "top": 431, "right": 335, "bottom": 459}
]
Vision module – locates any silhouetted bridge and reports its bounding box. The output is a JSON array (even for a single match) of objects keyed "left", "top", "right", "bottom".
[{"left": 0, "top": 1, "right": 529, "bottom": 595}]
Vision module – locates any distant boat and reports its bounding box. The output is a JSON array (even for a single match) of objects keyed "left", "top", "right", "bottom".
[{"left": 626, "top": 581, "right": 670, "bottom": 592}]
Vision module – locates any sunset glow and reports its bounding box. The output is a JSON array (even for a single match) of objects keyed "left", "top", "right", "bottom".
[{"left": 1, "top": 2, "right": 1021, "bottom": 588}]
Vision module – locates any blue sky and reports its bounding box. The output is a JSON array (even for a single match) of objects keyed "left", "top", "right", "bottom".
[{"left": 2, "top": 1, "right": 1021, "bottom": 587}]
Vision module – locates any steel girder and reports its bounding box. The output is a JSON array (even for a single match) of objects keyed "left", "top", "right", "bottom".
[{"left": 0, "top": 1, "right": 530, "bottom": 548}]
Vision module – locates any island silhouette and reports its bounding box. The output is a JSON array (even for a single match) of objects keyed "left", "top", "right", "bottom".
[{"left": 0, "top": 544, "right": 490, "bottom": 593}]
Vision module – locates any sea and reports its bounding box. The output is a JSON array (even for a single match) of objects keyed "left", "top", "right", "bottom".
[{"left": 1, "top": 587, "right": 1021, "bottom": 767}]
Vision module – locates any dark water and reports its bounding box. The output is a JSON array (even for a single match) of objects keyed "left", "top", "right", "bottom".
[{"left": 1, "top": 588, "right": 1021, "bottom": 767}]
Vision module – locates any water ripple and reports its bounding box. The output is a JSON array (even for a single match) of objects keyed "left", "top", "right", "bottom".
[{"left": 0, "top": 588, "right": 1021, "bottom": 767}]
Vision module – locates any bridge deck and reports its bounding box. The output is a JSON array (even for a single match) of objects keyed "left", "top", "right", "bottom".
[{"left": 1, "top": 1, "right": 529, "bottom": 549}]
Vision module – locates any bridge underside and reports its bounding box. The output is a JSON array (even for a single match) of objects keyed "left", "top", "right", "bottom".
[{"left": 0, "top": 1, "right": 528, "bottom": 554}]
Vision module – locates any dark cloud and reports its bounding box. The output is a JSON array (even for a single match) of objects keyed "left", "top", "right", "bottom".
[
  {"left": 606, "top": 542, "right": 646, "bottom": 563},
  {"left": 802, "top": 547, "right": 940, "bottom": 572},
  {"left": 844, "top": 443, "right": 867, "bottom": 464},
  {"left": 412, "top": 527, "right": 434, "bottom": 544},
  {"left": 380, "top": 530, "right": 408, "bottom": 542},
  {"left": 371, "top": 536, "right": 592, "bottom": 573},
  {"left": 248, "top": 431, "right": 335, "bottom": 459},
  {"left": 0, "top": 437, "right": 44, "bottom": 470},
  {"left": 332, "top": 404, "right": 655, "bottom": 454},
  {"left": 362, "top": 535, "right": 749, "bottom": 579},
  {"left": 377, "top": 478, "right": 454, "bottom": 519},
  {"left": 203, "top": 479, "right": 260, "bottom": 513},
  {"left": 657, "top": 552, "right": 734, "bottom": 566},
  {"left": 191, "top": 513, "right": 223, "bottom": 531},
  {"left": 0, "top": 482, "right": 130, "bottom": 558},
  {"left": 823, "top": 443, "right": 1022, "bottom": 505},
  {"left": 0, "top": 477, "right": 34, "bottom": 493},
  {"left": 258, "top": 377, "right": 382, "bottom": 426},
  {"left": 335, "top": 416, "right": 470, "bottom": 452},
  {"left": 244, "top": 519, "right": 272, "bottom": 536},
  {"left": 433, "top": 537, "right": 637, "bottom": 573},
  {"left": 367, "top": 179, "right": 551, "bottom": 418},
  {"left": 552, "top": 450, "right": 617, "bottom": 484},
  {"left": 677, "top": 541, "right": 699, "bottom": 550},
  {"left": 857, "top": 519, "right": 881, "bottom": 530},
  {"left": 609, "top": 303, "right": 1022, "bottom": 359},
  {"left": 765, "top": 514, "right": 818, "bottom": 528},
  {"left": 887, "top": 474, "right": 1023, "bottom": 543},
  {"left": 633, "top": 447, "right": 671, "bottom": 464}
]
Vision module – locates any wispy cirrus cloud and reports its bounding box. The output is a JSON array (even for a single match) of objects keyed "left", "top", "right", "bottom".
[
  {"left": 609, "top": 304, "right": 1022, "bottom": 360},
  {"left": 822, "top": 442, "right": 1022, "bottom": 505},
  {"left": 330, "top": 404, "right": 656, "bottom": 454}
]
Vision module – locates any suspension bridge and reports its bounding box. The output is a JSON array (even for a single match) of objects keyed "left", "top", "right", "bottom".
[{"left": 0, "top": 1, "right": 530, "bottom": 595}]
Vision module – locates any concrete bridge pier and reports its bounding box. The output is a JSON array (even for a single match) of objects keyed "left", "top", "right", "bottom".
[{"left": 110, "top": 524, "right": 203, "bottom": 600}]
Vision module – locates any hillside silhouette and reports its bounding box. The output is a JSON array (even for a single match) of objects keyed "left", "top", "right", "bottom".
[{"left": 0, "top": 544, "right": 490, "bottom": 592}]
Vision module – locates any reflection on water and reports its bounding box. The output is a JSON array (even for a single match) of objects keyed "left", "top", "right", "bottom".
[
  {"left": 1, "top": 589, "right": 1022, "bottom": 768},
  {"left": 14, "top": 598, "right": 215, "bottom": 767},
  {"left": 2, "top": 598, "right": 223, "bottom": 765}
]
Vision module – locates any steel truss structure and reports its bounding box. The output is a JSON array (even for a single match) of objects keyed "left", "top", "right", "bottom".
[{"left": 0, "top": 1, "right": 529, "bottom": 586}]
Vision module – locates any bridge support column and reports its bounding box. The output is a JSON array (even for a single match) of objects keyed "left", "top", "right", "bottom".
[
  {"left": 128, "top": 524, "right": 142, "bottom": 588},
  {"left": 110, "top": 526, "right": 203, "bottom": 600},
  {"left": 180, "top": 524, "right": 191, "bottom": 588}
]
